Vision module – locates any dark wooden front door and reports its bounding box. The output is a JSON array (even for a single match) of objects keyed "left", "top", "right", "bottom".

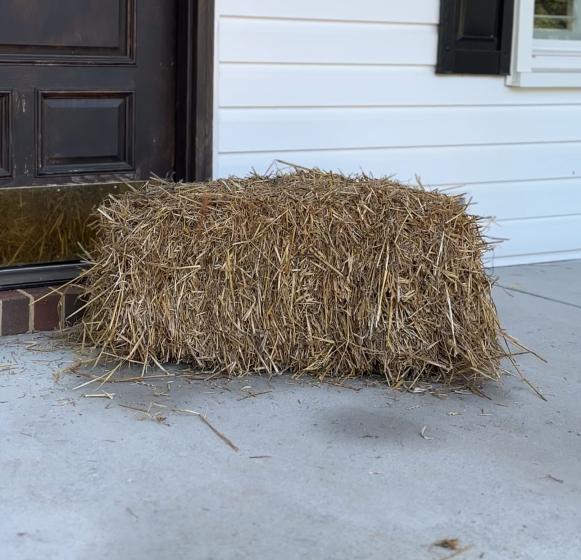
[{"left": 0, "top": 0, "right": 177, "bottom": 186}]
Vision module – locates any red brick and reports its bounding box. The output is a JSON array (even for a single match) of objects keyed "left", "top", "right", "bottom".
[
  {"left": 0, "top": 291, "right": 30, "bottom": 336},
  {"left": 24, "top": 288, "right": 62, "bottom": 332}
]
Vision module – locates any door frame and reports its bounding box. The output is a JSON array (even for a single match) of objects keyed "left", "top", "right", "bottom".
[
  {"left": 176, "top": 0, "right": 215, "bottom": 182},
  {"left": 0, "top": 0, "right": 215, "bottom": 289}
]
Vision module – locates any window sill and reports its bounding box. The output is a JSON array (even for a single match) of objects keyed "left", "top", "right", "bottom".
[{"left": 506, "top": 71, "right": 581, "bottom": 87}]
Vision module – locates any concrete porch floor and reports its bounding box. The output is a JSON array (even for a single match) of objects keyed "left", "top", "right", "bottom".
[{"left": 1, "top": 261, "right": 580, "bottom": 560}]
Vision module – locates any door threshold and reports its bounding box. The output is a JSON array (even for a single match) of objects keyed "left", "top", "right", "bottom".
[{"left": 0, "top": 262, "right": 85, "bottom": 291}]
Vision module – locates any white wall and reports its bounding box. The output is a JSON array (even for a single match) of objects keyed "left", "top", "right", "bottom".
[{"left": 213, "top": 0, "right": 581, "bottom": 266}]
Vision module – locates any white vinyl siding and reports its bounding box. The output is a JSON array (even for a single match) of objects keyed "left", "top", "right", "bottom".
[{"left": 213, "top": 0, "right": 581, "bottom": 266}]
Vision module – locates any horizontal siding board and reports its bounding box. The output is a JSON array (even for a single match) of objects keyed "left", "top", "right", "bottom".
[
  {"left": 487, "top": 216, "right": 581, "bottom": 259},
  {"left": 219, "top": 65, "right": 581, "bottom": 107},
  {"left": 216, "top": 143, "right": 581, "bottom": 185},
  {"left": 220, "top": 0, "right": 439, "bottom": 24},
  {"left": 453, "top": 179, "right": 581, "bottom": 221},
  {"left": 219, "top": 18, "right": 437, "bottom": 65},
  {"left": 219, "top": 106, "right": 581, "bottom": 152},
  {"left": 488, "top": 250, "right": 581, "bottom": 266}
]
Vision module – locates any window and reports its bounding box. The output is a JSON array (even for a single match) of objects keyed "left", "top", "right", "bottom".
[
  {"left": 534, "top": 0, "right": 581, "bottom": 40},
  {"left": 509, "top": 0, "right": 581, "bottom": 86}
]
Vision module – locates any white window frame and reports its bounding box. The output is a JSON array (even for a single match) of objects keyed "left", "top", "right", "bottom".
[{"left": 508, "top": 0, "right": 581, "bottom": 87}]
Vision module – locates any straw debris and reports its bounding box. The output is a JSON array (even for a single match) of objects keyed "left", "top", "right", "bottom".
[{"left": 77, "top": 169, "right": 514, "bottom": 388}]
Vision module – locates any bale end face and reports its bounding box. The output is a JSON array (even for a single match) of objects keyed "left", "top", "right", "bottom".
[{"left": 80, "top": 170, "right": 509, "bottom": 387}]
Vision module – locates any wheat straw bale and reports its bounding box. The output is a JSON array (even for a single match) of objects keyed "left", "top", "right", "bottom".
[{"left": 79, "top": 170, "right": 510, "bottom": 387}]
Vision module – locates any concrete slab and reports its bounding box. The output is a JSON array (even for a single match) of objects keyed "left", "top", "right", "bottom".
[{"left": 1, "top": 262, "right": 581, "bottom": 560}]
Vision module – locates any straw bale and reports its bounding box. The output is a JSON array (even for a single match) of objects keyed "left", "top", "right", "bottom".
[{"left": 78, "top": 170, "right": 511, "bottom": 387}]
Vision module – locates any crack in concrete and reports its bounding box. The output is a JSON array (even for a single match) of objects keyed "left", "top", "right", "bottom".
[{"left": 498, "top": 284, "right": 581, "bottom": 310}]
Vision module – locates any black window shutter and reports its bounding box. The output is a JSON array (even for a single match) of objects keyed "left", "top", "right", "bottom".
[{"left": 436, "top": 0, "right": 515, "bottom": 75}]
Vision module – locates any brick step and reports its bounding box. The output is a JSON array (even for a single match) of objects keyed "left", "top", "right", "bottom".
[{"left": 0, "top": 286, "right": 84, "bottom": 336}]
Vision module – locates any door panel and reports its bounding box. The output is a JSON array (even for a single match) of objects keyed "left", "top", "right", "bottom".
[
  {"left": 0, "top": 0, "right": 135, "bottom": 64},
  {"left": 0, "top": 0, "right": 176, "bottom": 187},
  {"left": 38, "top": 91, "right": 134, "bottom": 175}
]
